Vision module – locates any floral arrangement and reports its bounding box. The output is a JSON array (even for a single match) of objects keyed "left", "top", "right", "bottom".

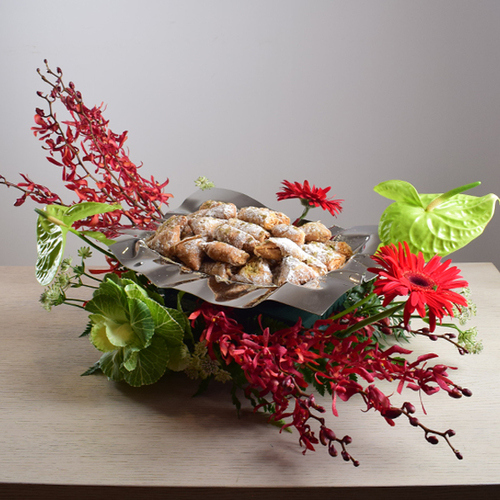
[{"left": 2, "top": 61, "right": 498, "bottom": 466}]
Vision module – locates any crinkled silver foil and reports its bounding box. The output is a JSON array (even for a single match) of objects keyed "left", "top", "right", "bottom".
[{"left": 109, "top": 188, "right": 380, "bottom": 315}]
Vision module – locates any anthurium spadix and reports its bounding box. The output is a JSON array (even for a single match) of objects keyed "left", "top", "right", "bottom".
[
  {"left": 35, "top": 202, "right": 121, "bottom": 285},
  {"left": 85, "top": 275, "right": 190, "bottom": 386},
  {"left": 374, "top": 180, "right": 499, "bottom": 261}
]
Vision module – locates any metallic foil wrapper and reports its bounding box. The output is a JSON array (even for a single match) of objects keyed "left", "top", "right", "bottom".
[{"left": 109, "top": 188, "right": 380, "bottom": 315}]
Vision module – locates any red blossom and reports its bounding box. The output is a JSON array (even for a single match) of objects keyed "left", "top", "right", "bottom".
[
  {"left": 276, "top": 180, "right": 343, "bottom": 217},
  {"left": 2, "top": 62, "right": 173, "bottom": 233},
  {"left": 368, "top": 242, "right": 468, "bottom": 332},
  {"left": 190, "top": 301, "right": 463, "bottom": 462},
  {"left": 0, "top": 173, "right": 63, "bottom": 207}
]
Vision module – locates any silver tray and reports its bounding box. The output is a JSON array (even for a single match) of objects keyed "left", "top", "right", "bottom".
[{"left": 109, "top": 188, "right": 380, "bottom": 315}]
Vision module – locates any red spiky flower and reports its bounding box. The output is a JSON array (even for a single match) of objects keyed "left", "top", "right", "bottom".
[{"left": 368, "top": 242, "right": 469, "bottom": 332}]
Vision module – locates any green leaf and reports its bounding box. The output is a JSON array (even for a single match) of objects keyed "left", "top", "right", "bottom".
[
  {"left": 92, "top": 278, "right": 128, "bottom": 308},
  {"left": 81, "top": 362, "right": 102, "bottom": 377},
  {"left": 123, "top": 349, "right": 139, "bottom": 372},
  {"left": 230, "top": 383, "right": 241, "bottom": 417},
  {"left": 127, "top": 297, "right": 155, "bottom": 348},
  {"left": 64, "top": 202, "right": 121, "bottom": 225},
  {"left": 34, "top": 203, "right": 120, "bottom": 285},
  {"left": 99, "top": 349, "right": 125, "bottom": 382},
  {"left": 374, "top": 180, "right": 424, "bottom": 207},
  {"left": 45, "top": 204, "right": 71, "bottom": 219},
  {"left": 376, "top": 181, "right": 499, "bottom": 259},
  {"left": 166, "top": 343, "right": 191, "bottom": 371},
  {"left": 85, "top": 294, "right": 129, "bottom": 323},
  {"left": 120, "top": 271, "right": 165, "bottom": 305},
  {"left": 140, "top": 298, "right": 185, "bottom": 346},
  {"left": 193, "top": 377, "right": 212, "bottom": 398},
  {"left": 122, "top": 336, "right": 169, "bottom": 387},
  {"left": 124, "top": 282, "right": 150, "bottom": 301},
  {"left": 89, "top": 315, "right": 117, "bottom": 352},
  {"left": 105, "top": 320, "right": 137, "bottom": 348},
  {"left": 35, "top": 216, "right": 66, "bottom": 286},
  {"left": 79, "top": 230, "right": 116, "bottom": 246},
  {"left": 79, "top": 321, "right": 93, "bottom": 338}
]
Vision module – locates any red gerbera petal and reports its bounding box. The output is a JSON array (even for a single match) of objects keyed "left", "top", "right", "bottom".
[
  {"left": 276, "top": 180, "right": 343, "bottom": 217},
  {"left": 367, "top": 242, "right": 469, "bottom": 332}
]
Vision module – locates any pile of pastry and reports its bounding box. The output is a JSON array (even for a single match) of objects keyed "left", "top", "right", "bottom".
[{"left": 146, "top": 200, "right": 353, "bottom": 287}]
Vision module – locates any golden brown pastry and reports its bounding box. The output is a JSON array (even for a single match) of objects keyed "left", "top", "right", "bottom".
[
  {"left": 255, "top": 237, "right": 327, "bottom": 275},
  {"left": 302, "top": 241, "right": 347, "bottom": 271},
  {"left": 173, "top": 236, "right": 206, "bottom": 271},
  {"left": 300, "top": 221, "right": 332, "bottom": 243},
  {"left": 274, "top": 256, "right": 319, "bottom": 286},
  {"left": 213, "top": 223, "right": 258, "bottom": 253},
  {"left": 189, "top": 217, "right": 225, "bottom": 239},
  {"left": 226, "top": 218, "right": 270, "bottom": 242},
  {"left": 202, "top": 241, "right": 250, "bottom": 266},
  {"left": 146, "top": 199, "right": 352, "bottom": 288},
  {"left": 199, "top": 260, "right": 235, "bottom": 281},
  {"left": 233, "top": 257, "right": 274, "bottom": 286},
  {"left": 199, "top": 200, "right": 238, "bottom": 219},
  {"left": 328, "top": 240, "right": 354, "bottom": 259},
  {"left": 146, "top": 215, "right": 189, "bottom": 257},
  {"left": 237, "top": 207, "right": 290, "bottom": 230},
  {"left": 271, "top": 223, "right": 305, "bottom": 245}
]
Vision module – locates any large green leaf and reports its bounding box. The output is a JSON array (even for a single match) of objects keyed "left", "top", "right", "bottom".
[
  {"left": 127, "top": 297, "right": 155, "bottom": 348},
  {"left": 85, "top": 294, "right": 129, "bottom": 323},
  {"left": 79, "top": 230, "right": 116, "bottom": 246},
  {"left": 88, "top": 315, "right": 117, "bottom": 353},
  {"left": 375, "top": 180, "right": 499, "bottom": 260},
  {"left": 139, "top": 297, "right": 185, "bottom": 347},
  {"left": 123, "top": 348, "right": 139, "bottom": 372},
  {"left": 124, "top": 282, "right": 150, "bottom": 301},
  {"left": 166, "top": 344, "right": 191, "bottom": 372},
  {"left": 63, "top": 202, "right": 121, "bottom": 225},
  {"left": 104, "top": 320, "right": 137, "bottom": 348},
  {"left": 99, "top": 349, "right": 125, "bottom": 382},
  {"left": 122, "top": 336, "right": 169, "bottom": 387},
  {"left": 374, "top": 180, "right": 424, "bottom": 207}
]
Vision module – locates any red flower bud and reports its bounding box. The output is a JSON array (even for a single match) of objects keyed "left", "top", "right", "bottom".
[
  {"left": 403, "top": 402, "right": 416, "bottom": 414},
  {"left": 462, "top": 388, "right": 473, "bottom": 397},
  {"left": 426, "top": 435, "right": 439, "bottom": 445},
  {"left": 381, "top": 407, "right": 403, "bottom": 420},
  {"left": 448, "top": 389, "right": 462, "bottom": 399}
]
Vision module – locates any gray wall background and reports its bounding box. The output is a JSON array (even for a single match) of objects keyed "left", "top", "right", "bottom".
[{"left": 1, "top": 0, "right": 499, "bottom": 269}]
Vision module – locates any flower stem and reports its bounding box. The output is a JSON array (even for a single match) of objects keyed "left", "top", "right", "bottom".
[
  {"left": 425, "top": 181, "right": 481, "bottom": 212},
  {"left": 63, "top": 301, "right": 86, "bottom": 310},
  {"left": 82, "top": 272, "right": 102, "bottom": 283},
  {"left": 337, "top": 303, "right": 406, "bottom": 338},
  {"left": 329, "top": 293, "right": 375, "bottom": 321},
  {"left": 71, "top": 230, "right": 115, "bottom": 259}
]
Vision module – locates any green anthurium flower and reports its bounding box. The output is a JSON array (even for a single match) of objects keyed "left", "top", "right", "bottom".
[
  {"left": 35, "top": 202, "right": 121, "bottom": 286},
  {"left": 375, "top": 180, "right": 499, "bottom": 261},
  {"left": 85, "top": 275, "right": 189, "bottom": 386}
]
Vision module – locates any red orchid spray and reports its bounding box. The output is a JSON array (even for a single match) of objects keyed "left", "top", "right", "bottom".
[{"left": 1, "top": 60, "right": 172, "bottom": 236}]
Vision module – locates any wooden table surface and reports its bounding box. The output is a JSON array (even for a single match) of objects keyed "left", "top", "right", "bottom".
[{"left": 1, "top": 264, "right": 499, "bottom": 499}]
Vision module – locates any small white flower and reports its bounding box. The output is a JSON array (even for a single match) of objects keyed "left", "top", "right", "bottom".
[{"left": 194, "top": 176, "right": 215, "bottom": 191}]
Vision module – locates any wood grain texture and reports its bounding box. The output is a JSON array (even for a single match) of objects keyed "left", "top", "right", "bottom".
[{"left": 0, "top": 264, "right": 499, "bottom": 499}]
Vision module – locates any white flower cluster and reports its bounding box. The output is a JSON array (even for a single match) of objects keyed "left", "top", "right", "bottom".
[{"left": 184, "top": 341, "right": 231, "bottom": 382}]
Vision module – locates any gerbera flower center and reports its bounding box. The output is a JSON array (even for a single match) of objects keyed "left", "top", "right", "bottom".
[{"left": 404, "top": 271, "right": 436, "bottom": 290}]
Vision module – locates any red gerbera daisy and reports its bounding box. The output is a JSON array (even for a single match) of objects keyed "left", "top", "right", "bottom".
[
  {"left": 367, "top": 242, "right": 468, "bottom": 332},
  {"left": 276, "top": 180, "right": 343, "bottom": 217}
]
